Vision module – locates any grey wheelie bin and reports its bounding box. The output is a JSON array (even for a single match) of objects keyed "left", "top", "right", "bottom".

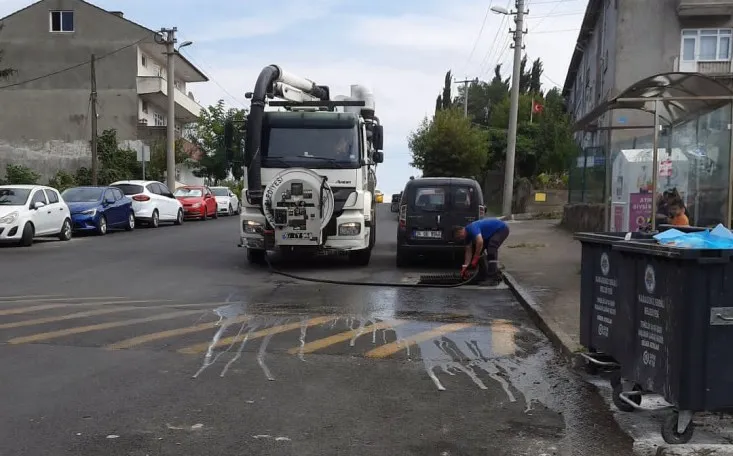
[
  {"left": 575, "top": 232, "right": 655, "bottom": 376},
  {"left": 613, "top": 240, "right": 733, "bottom": 444}
]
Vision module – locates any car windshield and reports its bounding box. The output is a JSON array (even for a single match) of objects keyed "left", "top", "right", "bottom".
[
  {"left": 112, "top": 184, "right": 144, "bottom": 195},
  {"left": 62, "top": 187, "right": 103, "bottom": 202},
  {"left": 0, "top": 188, "right": 31, "bottom": 206},
  {"left": 211, "top": 188, "right": 228, "bottom": 197},
  {"left": 263, "top": 126, "right": 360, "bottom": 169},
  {"left": 175, "top": 188, "right": 203, "bottom": 197}
]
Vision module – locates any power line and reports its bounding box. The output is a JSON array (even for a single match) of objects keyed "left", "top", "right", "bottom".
[
  {"left": 178, "top": 47, "right": 247, "bottom": 109},
  {"left": 0, "top": 35, "right": 150, "bottom": 90},
  {"left": 532, "top": 0, "right": 565, "bottom": 31},
  {"left": 462, "top": 0, "right": 495, "bottom": 74},
  {"left": 479, "top": 0, "right": 512, "bottom": 76}
]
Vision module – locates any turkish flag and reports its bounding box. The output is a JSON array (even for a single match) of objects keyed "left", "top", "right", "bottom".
[{"left": 532, "top": 100, "right": 544, "bottom": 114}]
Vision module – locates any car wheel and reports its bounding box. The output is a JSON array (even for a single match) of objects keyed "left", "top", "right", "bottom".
[
  {"left": 150, "top": 210, "right": 160, "bottom": 228},
  {"left": 236, "top": 203, "right": 241, "bottom": 215},
  {"left": 125, "top": 212, "right": 135, "bottom": 231},
  {"left": 213, "top": 207, "right": 219, "bottom": 219},
  {"left": 96, "top": 215, "right": 107, "bottom": 236},
  {"left": 228, "top": 204, "right": 233, "bottom": 216},
  {"left": 59, "top": 219, "right": 72, "bottom": 241},
  {"left": 201, "top": 208, "right": 207, "bottom": 221},
  {"left": 174, "top": 209, "right": 184, "bottom": 225},
  {"left": 19, "top": 222, "right": 34, "bottom": 247}
]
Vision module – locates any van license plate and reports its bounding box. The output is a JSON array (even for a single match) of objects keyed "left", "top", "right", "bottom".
[{"left": 415, "top": 230, "right": 442, "bottom": 239}]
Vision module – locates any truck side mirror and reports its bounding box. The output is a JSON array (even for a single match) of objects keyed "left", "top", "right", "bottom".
[
  {"left": 373, "top": 125, "right": 384, "bottom": 151},
  {"left": 224, "top": 120, "right": 234, "bottom": 162},
  {"left": 373, "top": 151, "right": 384, "bottom": 164}
]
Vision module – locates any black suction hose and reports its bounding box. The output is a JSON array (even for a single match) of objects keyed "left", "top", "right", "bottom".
[{"left": 263, "top": 251, "right": 490, "bottom": 289}]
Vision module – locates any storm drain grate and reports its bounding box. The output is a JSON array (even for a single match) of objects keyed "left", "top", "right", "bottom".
[{"left": 417, "top": 272, "right": 464, "bottom": 285}]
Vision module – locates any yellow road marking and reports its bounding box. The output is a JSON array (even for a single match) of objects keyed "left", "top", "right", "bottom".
[
  {"left": 106, "top": 315, "right": 252, "bottom": 350},
  {"left": 0, "top": 306, "right": 143, "bottom": 329},
  {"left": 178, "top": 316, "right": 334, "bottom": 355},
  {"left": 287, "top": 320, "right": 406, "bottom": 355},
  {"left": 0, "top": 300, "right": 165, "bottom": 316},
  {"left": 491, "top": 319, "right": 518, "bottom": 357},
  {"left": 0, "top": 295, "right": 60, "bottom": 301},
  {"left": 0, "top": 296, "right": 125, "bottom": 304},
  {"left": 7, "top": 310, "right": 203, "bottom": 345},
  {"left": 365, "top": 323, "right": 475, "bottom": 359}
]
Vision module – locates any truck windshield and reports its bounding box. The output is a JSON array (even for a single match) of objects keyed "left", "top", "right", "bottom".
[{"left": 262, "top": 126, "right": 360, "bottom": 169}]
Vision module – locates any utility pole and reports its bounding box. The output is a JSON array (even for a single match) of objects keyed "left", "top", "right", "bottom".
[
  {"left": 502, "top": 0, "right": 526, "bottom": 217},
  {"left": 160, "top": 27, "right": 177, "bottom": 192},
  {"left": 455, "top": 78, "right": 473, "bottom": 117},
  {"left": 90, "top": 54, "right": 98, "bottom": 186}
]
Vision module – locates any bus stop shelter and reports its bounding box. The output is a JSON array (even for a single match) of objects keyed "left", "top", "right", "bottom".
[{"left": 572, "top": 72, "right": 733, "bottom": 231}]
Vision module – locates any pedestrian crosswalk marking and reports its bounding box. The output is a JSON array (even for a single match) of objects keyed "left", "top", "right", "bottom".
[
  {"left": 365, "top": 323, "right": 476, "bottom": 359},
  {"left": 0, "top": 299, "right": 165, "bottom": 316},
  {"left": 106, "top": 315, "right": 252, "bottom": 350},
  {"left": 0, "top": 306, "right": 144, "bottom": 329},
  {"left": 7, "top": 310, "right": 203, "bottom": 345},
  {"left": 178, "top": 316, "right": 334, "bottom": 355},
  {"left": 287, "top": 319, "right": 407, "bottom": 356}
]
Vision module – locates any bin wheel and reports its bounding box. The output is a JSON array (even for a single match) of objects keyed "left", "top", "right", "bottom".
[
  {"left": 661, "top": 412, "right": 694, "bottom": 445},
  {"left": 612, "top": 383, "right": 641, "bottom": 412}
]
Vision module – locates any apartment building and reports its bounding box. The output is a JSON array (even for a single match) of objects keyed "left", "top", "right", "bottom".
[
  {"left": 562, "top": 0, "right": 733, "bottom": 149},
  {"left": 0, "top": 0, "right": 208, "bottom": 182}
]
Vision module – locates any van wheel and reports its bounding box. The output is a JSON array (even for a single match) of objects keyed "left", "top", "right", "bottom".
[{"left": 349, "top": 248, "right": 371, "bottom": 266}]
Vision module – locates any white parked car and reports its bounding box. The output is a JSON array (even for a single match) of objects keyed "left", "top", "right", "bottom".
[
  {"left": 110, "top": 180, "right": 183, "bottom": 228},
  {"left": 0, "top": 185, "right": 72, "bottom": 246},
  {"left": 210, "top": 186, "right": 240, "bottom": 216}
]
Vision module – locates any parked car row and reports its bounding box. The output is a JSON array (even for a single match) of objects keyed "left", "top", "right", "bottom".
[{"left": 0, "top": 180, "right": 241, "bottom": 247}]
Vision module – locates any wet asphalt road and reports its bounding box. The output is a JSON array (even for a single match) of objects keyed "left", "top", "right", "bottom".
[{"left": 0, "top": 204, "right": 633, "bottom": 456}]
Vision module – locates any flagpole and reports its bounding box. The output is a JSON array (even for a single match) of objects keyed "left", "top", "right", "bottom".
[{"left": 530, "top": 98, "right": 533, "bottom": 124}]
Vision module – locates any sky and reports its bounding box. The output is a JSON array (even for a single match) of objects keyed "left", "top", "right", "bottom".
[{"left": 0, "top": 0, "right": 588, "bottom": 196}]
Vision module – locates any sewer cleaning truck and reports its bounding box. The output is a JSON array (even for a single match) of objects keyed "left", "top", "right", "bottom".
[{"left": 230, "top": 64, "right": 384, "bottom": 266}]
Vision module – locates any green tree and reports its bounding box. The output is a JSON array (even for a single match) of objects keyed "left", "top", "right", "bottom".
[
  {"left": 189, "top": 100, "right": 248, "bottom": 184},
  {"left": 408, "top": 108, "right": 487, "bottom": 179},
  {"left": 435, "top": 70, "right": 453, "bottom": 113},
  {"left": 48, "top": 170, "right": 77, "bottom": 191},
  {"left": 3, "top": 164, "right": 40, "bottom": 184},
  {"left": 96, "top": 129, "right": 141, "bottom": 184},
  {"left": 146, "top": 139, "right": 189, "bottom": 183},
  {"left": 0, "top": 25, "right": 16, "bottom": 81}
]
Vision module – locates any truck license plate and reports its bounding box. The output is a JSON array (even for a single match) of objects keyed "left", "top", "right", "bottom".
[{"left": 415, "top": 230, "right": 441, "bottom": 239}]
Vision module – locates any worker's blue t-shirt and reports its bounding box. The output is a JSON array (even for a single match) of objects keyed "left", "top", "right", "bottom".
[{"left": 465, "top": 218, "right": 507, "bottom": 244}]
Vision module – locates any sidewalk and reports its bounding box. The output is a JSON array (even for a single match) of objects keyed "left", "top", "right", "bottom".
[{"left": 500, "top": 218, "right": 582, "bottom": 355}]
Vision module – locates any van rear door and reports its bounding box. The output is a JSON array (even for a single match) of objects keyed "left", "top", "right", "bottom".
[
  {"left": 444, "top": 184, "right": 480, "bottom": 243},
  {"left": 405, "top": 185, "right": 450, "bottom": 245}
]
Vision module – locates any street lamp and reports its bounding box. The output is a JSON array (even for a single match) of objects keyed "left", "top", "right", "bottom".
[
  {"left": 490, "top": 5, "right": 509, "bottom": 15},
  {"left": 177, "top": 41, "right": 192, "bottom": 52}
]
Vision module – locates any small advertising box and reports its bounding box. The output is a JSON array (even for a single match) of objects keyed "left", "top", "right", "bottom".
[{"left": 611, "top": 148, "right": 689, "bottom": 231}]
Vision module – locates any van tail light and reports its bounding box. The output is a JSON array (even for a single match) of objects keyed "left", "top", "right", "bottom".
[
  {"left": 398, "top": 204, "right": 407, "bottom": 229},
  {"left": 132, "top": 195, "right": 150, "bottom": 202},
  {"left": 479, "top": 205, "right": 486, "bottom": 218}
]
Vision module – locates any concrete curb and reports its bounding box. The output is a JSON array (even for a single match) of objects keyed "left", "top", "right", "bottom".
[
  {"left": 637, "top": 443, "right": 733, "bottom": 455},
  {"left": 502, "top": 271, "right": 582, "bottom": 358}
]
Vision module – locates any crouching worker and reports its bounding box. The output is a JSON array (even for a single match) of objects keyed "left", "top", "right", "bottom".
[{"left": 454, "top": 218, "right": 510, "bottom": 284}]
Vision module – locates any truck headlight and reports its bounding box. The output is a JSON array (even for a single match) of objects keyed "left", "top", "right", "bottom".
[
  {"left": 81, "top": 208, "right": 96, "bottom": 216},
  {"left": 0, "top": 211, "right": 18, "bottom": 224},
  {"left": 243, "top": 220, "right": 264, "bottom": 234},
  {"left": 338, "top": 222, "right": 361, "bottom": 236}
]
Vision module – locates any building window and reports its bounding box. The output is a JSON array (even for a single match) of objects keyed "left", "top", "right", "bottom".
[
  {"left": 50, "top": 11, "right": 74, "bottom": 32},
  {"left": 141, "top": 55, "right": 147, "bottom": 67},
  {"left": 154, "top": 112, "right": 165, "bottom": 127},
  {"left": 141, "top": 101, "right": 148, "bottom": 114},
  {"left": 681, "top": 29, "right": 732, "bottom": 61}
]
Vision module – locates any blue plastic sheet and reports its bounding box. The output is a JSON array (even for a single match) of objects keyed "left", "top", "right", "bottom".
[{"left": 652, "top": 224, "right": 733, "bottom": 249}]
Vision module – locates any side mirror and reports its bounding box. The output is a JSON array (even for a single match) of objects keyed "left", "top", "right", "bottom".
[
  {"left": 372, "top": 125, "right": 384, "bottom": 151},
  {"left": 104, "top": 197, "right": 114, "bottom": 205},
  {"left": 224, "top": 120, "right": 234, "bottom": 162},
  {"left": 373, "top": 151, "right": 384, "bottom": 164},
  {"left": 33, "top": 201, "right": 45, "bottom": 210}
]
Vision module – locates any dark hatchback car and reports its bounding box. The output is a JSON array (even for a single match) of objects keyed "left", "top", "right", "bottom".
[
  {"left": 396, "top": 177, "right": 484, "bottom": 267},
  {"left": 390, "top": 192, "right": 402, "bottom": 212}
]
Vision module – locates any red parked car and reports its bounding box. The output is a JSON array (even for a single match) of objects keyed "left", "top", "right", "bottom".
[{"left": 174, "top": 186, "right": 218, "bottom": 220}]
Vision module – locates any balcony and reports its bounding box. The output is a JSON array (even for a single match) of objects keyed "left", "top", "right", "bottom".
[
  {"left": 678, "top": 0, "right": 733, "bottom": 16},
  {"left": 136, "top": 76, "right": 203, "bottom": 123},
  {"left": 678, "top": 59, "right": 732, "bottom": 76}
]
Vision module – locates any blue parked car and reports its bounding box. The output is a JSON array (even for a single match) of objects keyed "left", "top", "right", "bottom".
[{"left": 61, "top": 186, "right": 135, "bottom": 235}]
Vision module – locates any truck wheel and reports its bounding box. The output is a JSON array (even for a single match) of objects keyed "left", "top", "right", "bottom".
[
  {"left": 349, "top": 248, "right": 371, "bottom": 266},
  {"left": 247, "top": 248, "right": 266, "bottom": 265}
]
